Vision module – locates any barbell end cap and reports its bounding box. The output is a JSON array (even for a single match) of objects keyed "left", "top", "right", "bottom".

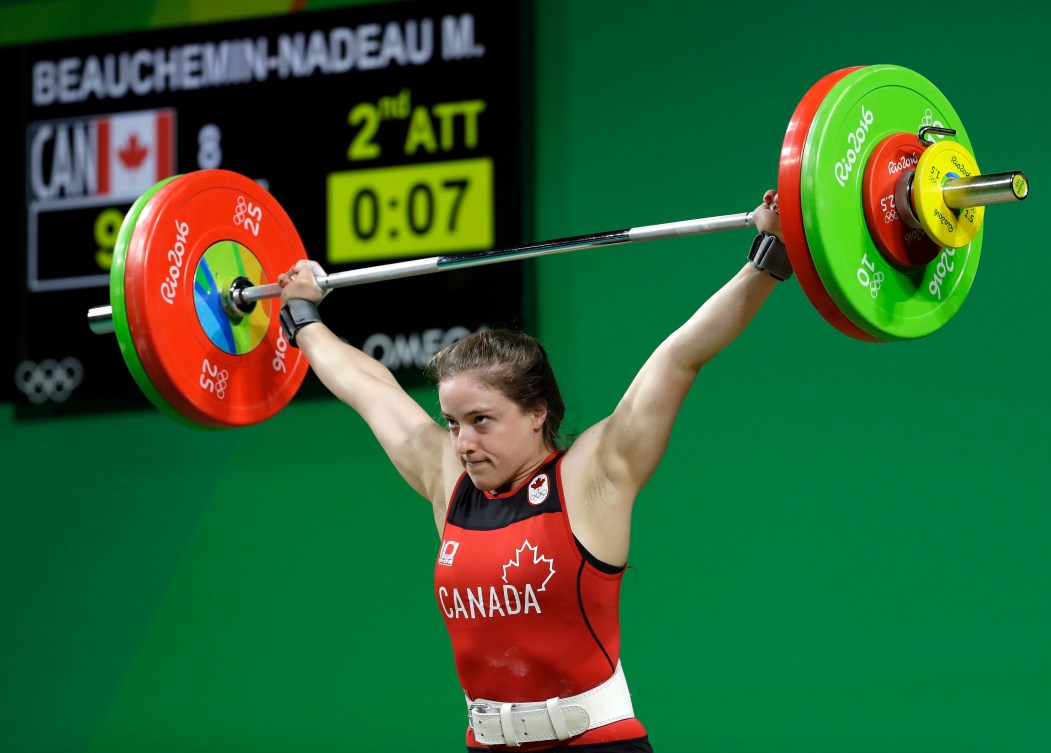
[
  {"left": 1012, "top": 172, "right": 1029, "bottom": 200},
  {"left": 88, "top": 305, "right": 115, "bottom": 335}
]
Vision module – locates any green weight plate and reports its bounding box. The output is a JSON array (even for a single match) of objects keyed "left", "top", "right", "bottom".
[
  {"left": 110, "top": 174, "right": 211, "bottom": 430},
  {"left": 778, "top": 65, "right": 878, "bottom": 342},
  {"left": 800, "top": 64, "right": 982, "bottom": 340}
]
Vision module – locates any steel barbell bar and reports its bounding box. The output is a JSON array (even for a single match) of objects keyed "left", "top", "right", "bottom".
[{"left": 84, "top": 169, "right": 1025, "bottom": 337}]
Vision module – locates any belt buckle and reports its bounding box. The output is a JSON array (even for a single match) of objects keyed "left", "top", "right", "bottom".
[
  {"left": 467, "top": 701, "right": 490, "bottom": 724},
  {"left": 468, "top": 702, "right": 500, "bottom": 743}
]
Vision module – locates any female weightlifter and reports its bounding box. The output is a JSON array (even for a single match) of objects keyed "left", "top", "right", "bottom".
[{"left": 276, "top": 190, "right": 791, "bottom": 751}]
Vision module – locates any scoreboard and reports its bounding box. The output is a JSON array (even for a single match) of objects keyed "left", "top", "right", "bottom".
[{"left": 10, "top": 0, "right": 530, "bottom": 418}]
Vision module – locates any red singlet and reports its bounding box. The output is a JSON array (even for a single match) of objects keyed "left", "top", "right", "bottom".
[{"left": 434, "top": 452, "right": 648, "bottom": 749}]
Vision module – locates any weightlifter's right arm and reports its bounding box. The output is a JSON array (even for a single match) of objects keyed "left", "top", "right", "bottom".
[{"left": 278, "top": 260, "right": 454, "bottom": 517}]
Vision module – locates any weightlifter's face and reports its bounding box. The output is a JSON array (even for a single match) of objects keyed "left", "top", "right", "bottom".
[{"left": 439, "top": 374, "right": 547, "bottom": 492}]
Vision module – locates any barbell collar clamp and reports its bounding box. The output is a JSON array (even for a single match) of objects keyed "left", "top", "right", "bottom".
[
  {"left": 895, "top": 169, "right": 922, "bottom": 229},
  {"left": 221, "top": 276, "right": 258, "bottom": 319},
  {"left": 919, "top": 125, "right": 957, "bottom": 145}
]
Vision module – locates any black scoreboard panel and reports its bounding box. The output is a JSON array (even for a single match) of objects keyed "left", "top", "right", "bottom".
[{"left": 9, "top": 0, "right": 530, "bottom": 418}]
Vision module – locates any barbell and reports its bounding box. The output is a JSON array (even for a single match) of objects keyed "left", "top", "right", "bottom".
[{"left": 86, "top": 64, "right": 1028, "bottom": 430}]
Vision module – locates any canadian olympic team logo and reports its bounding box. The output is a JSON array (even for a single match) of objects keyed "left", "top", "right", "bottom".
[{"left": 527, "top": 473, "right": 550, "bottom": 506}]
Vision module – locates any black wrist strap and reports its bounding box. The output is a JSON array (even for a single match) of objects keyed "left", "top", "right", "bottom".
[
  {"left": 747, "top": 232, "right": 793, "bottom": 281},
  {"left": 279, "top": 299, "right": 322, "bottom": 347}
]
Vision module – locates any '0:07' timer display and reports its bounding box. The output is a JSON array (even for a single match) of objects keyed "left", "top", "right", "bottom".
[{"left": 327, "top": 157, "right": 492, "bottom": 262}]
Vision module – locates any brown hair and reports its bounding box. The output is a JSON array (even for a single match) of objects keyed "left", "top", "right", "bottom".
[{"left": 425, "top": 329, "right": 567, "bottom": 450}]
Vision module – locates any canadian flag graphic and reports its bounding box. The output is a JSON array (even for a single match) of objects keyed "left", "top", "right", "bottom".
[{"left": 96, "top": 109, "right": 175, "bottom": 199}]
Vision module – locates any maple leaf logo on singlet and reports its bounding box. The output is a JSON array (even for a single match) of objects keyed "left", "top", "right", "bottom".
[
  {"left": 502, "top": 540, "right": 556, "bottom": 591},
  {"left": 527, "top": 473, "right": 550, "bottom": 505}
]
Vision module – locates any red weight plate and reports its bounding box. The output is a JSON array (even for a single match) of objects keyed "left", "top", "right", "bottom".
[
  {"left": 122, "top": 169, "right": 309, "bottom": 428},
  {"left": 861, "top": 132, "right": 940, "bottom": 268},
  {"left": 778, "top": 65, "right": 881, "bottom": 342}
]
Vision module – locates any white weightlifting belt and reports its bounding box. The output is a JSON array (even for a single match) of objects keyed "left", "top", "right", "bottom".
[{"left": 466, "top": 661, "right": 634, "bottom": 747}]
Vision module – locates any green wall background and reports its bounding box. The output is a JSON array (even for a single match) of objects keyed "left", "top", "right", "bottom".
[{"left": 3, "top": 1, "right": 1048, "bottom": 751}]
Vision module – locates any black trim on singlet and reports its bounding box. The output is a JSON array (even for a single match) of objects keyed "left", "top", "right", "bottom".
[
  {"left": 447, "top": 489, "right": 563, "bottom": 530},
  {"left": 574, "top": 535, "right": 626, "bottom": 575},
  {"left": 577, "top": 558, "right": 615, "bottom": 674},
  {"left": 446, "top": 457, "right": 564, "bottom": 531}
]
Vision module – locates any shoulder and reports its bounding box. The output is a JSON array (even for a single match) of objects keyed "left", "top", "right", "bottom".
[
  {"left": 559, "top": 418, "right": 635, "bottom": 504},
  {"left": 556, "top": 420, "right": 636, "bottom": 566}
]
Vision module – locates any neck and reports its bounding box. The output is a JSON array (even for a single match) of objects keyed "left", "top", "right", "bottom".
[{"left": 491, "top": 451, "right": 551, "bottom": 494}]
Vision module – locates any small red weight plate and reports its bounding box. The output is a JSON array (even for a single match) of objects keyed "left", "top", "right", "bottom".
[
  {"left": 122, "top": 169, "right": 308, "bottom": 428},
  {"left": 778, "top": 65, "right": 881, "bottom": 343},
  {"left": 861, "top": 132, "right": 940, "bottom": 268}
]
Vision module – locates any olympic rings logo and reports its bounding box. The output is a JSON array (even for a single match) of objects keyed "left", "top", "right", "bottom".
[
  {"left": 870, "top": 271, "right": 885, "bottom": 299},
  {"left": 233, "top": 195, "right": 249, "bottom": 226},
  {"left": 200, "top": 359, "right": 230, "bottom": 400},
  {"left": 214, "top": 369, "right": 229, "bottom": 399},
  {"left": 15, "top": 357, "right": 83, "bottom": 404},
  {"left": 232, "top": 195, "right": 262, "bottom": 236}
]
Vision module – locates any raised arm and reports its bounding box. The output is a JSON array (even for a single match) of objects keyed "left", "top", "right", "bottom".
[
  {"left": 279, "top": 262, "right": 460, "bottom": 530},
  {"left": 561, "top": 190, "right": 788, "bottom": 564}
]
